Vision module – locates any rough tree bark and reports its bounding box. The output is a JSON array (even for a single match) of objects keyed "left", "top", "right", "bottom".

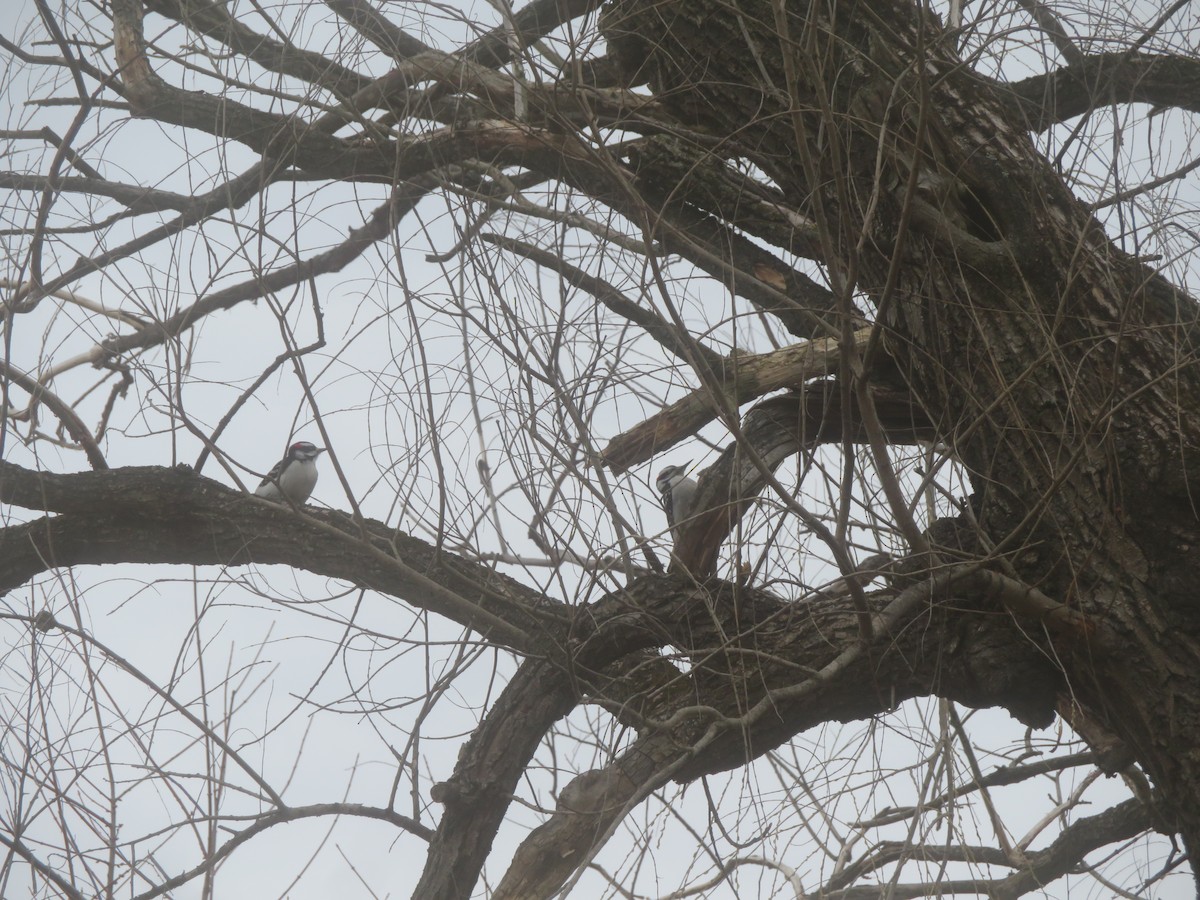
[{"left": 602, "top": 0, "right": 1200, "bottom": 861}]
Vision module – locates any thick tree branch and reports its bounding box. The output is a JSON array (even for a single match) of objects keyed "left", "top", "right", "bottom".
[
  {"left": 0, "top": 460, "right": 556, "bottom": 649},
  {"left": 1002, "top": 52, "right": 1200, "bottom": 131},
  {"left": 492, "top": 571, "right": 1069, "bottom": 896},
  {"left": 327, "top": 0, "right": 432, "bottom": 60},
  {"left": 494, "top": 727, "right": 684, "bottom": 899},
  {"left": 416, "top": 656, "right": 582, "bottom": 898},
  {"left": 1013, "top": 0, "right": 1084, "bottom": 66}
]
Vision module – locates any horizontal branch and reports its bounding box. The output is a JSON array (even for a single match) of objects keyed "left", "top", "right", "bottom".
[
  {"left": 0, "top": 171, "right": 200, "bottom": 215},
  {"left": 823, "top": 798, "right": 1152, "bottom": 900},
  {"left": 0, "top": 460, "right": 556, "bottom": 650},
  {"left": 1003, "top": 51, "right": 1200, "bottom": 131}
]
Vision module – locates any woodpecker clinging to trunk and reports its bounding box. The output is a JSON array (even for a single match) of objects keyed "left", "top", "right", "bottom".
[{"left": 655, "top": 462, "right": 697, "bottom": 541}]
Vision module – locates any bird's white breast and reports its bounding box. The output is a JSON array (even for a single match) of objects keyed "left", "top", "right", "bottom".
[
  {"left": 278, "top": 458, "right": 319, "bottom": 503},
  {"left": 256, "top": 457, "right": 319, "bottom": 503}
]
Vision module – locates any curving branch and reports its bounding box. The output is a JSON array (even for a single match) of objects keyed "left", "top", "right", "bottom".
[
  {"left": 135, "top": 804, "right": 432, "bottom": 900},
  {"left": 0, "top": 171, "right": 199, "bottom": 216},
  {"left": 0, "top": 362, "right": 108, "bottom": 469},
  {"left": 99, "top": 180, "right": 436, "bottom": 357},
  {"left": 490, "top": 570, "right": 1072, "bottom": 897},
  {"left": 670, "top": 388, "right": 935, "bottom": 575},
  {"left": 0, "top": 459, "right": 556, "bottom": 649}
]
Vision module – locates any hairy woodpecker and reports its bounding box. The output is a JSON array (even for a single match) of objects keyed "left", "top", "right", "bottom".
[
  {"left": 656, "top": 462, "right": 697, "bottom": 538},
  {"left": 255, "top": 441, "right": 325, "bottom": 504}
]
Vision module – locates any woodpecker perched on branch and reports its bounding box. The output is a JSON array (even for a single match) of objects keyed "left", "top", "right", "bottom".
[
  {"left": 255, "top": 441, "right": 325, "bottom": 504},
  {"left": 656, "top": 462, "right": 697, "bottom": 540}
]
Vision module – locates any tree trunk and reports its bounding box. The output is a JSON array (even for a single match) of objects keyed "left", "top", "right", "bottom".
[{"left": 604, "top": 0, "right": 1200, "bottom": 859}]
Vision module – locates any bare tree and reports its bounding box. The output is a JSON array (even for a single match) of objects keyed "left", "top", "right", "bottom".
[{"left": 1, "top": 0, "right": 1198, "bottom": 896}]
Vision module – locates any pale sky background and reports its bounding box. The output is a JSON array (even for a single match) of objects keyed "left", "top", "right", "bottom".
[{"left": 0, "top": 0, "right": 1197, "bottom": 897}]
